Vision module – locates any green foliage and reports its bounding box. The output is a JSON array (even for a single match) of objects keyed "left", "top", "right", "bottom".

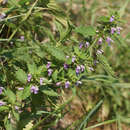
[
  {"left": 5, "top": 89, "right": 16, "bottom": 104},
  {"left": 42, "top": 89, "right": 59, "bottom": 97},
  {"left": 15, "top": 69, "right": 27, "bottom": 84},
  {"left": 0, "top": 0, "right": 129, "bottom": 129},
  {"left": 74, "top": 25, "right": 96, "bottom": 37},
  {"left": 97, "top": 55, "right": 115, "bottom": 77}
]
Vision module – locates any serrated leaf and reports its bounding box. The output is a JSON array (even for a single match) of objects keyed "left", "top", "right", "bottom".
[
  {"left": 42, "top": 89, "right": 59, "bottom": 97},
  {"left": 27, "top": 62, "right": 37, "bottom": 75},
  {"left": 75, "top": 26, "right": 96, "bottom": 37},
  {"left": 12, "top": 110, "right": 20, "bottom": 121},
  {"left": 22, "top": 86, "right": 31, "bottom": 100},
  {"left": 97, "top": 55, "right": 115, "bottom": 77},
  {"left": 15, "top": 69, "right": 27, "bottom": 84},
  {"left": 34, "top": 48, "right": 46, "bottom": 58},
  {"left": 74, "top": 46, "right": 81, "bottom": 56},
  {"left": 43, "top": 44, "right": 66, "bottom": 61},
  {"left": 37, "top": 66, "right": 44, "bottom": 75},
  {"left": 16, "top": 90, "right": 24, "bottom": 102},
  {"left": 66, "top": 58, "right": 72, "bottom": 65},
  {"left": 52, "top": 70, "right": 58, "bottom": 82},
  {"left": 5, "top": 89, "right": 16, "bottom": 104}
]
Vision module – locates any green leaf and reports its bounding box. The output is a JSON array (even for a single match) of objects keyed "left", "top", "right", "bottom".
[
  {"left": 16, "top": 91, "right": 24, "bottom": 102},
  {"left": 97, "top": 16, "right": 109, "bottom": 23},
  {"left": 0, "top": 106, "right": 9, "bottom": 112},
  {"left": 27, "top": 62, "right": 37, "bottom": 75},
  {"left": 66, "top": 58, "right": 72, "bottom": 65},
  {"left": 15, "top": 69, "right": 27, "bottom": 84},
  {"left": 5, "top": 89, "right": 16, "bottom": 104},
  {"left": 97, "top": 55, "right": 115, "bottom": 77},
  {"left": 4, "top": 119, "right": 14, "bottom": 130},
  {"left": 74, "top": 26, "right": 96, "bottom": 37},
  {"left": 55, "top": 20, "right": 64, "bottom": 40},
  {"left": 37, "top": 66, "right": 44, "bottom": 75},
  {"left": 74, "top": 46, "right": 81, "bottom": 56},
  {"left": 52, "top": 70, "right": 58, "bottom": 82},
  {"left": 42, "top": 89, "right": 59, "bottom": 97},
  {"left": 34, "top": 48, "right": 46, "bottom": 58},
  {"left": 43, "top": 44, "right": 66, "bottom": 61},
  {"left": 22, "top": 86, "right": 31, "bottom": 100},
  {"left": 12, "top": 110, "right": 20, "bottom": 121}
]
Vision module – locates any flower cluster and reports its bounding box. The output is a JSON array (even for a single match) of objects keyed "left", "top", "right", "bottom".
[
  {"left": 110, "top": 15, "right": 114, "bottom": 22},
  {"left": 111, "top": 26, "right": 122, "bottom": 35},
  {"left": 27, "top": 74, "right": 32, "bottom": 82},
  {"left": 76, "top": 65, "right": 85, "bottom": 75},
  {"left": 30, "top": 86, "right": 39, "bottom": 94},
  {"left": 46, "top": 62, "right": 53, "bottom": 76},
  {"left": 40, "top": 77, "right": 45, "bottom": 85},
  {"left": 79, "top": 41, "right": 90, "bottom": 49}
]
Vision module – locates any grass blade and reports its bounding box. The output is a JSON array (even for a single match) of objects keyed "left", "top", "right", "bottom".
[{"left": 78, "top": 99, "right": 104, "bottom": 130}]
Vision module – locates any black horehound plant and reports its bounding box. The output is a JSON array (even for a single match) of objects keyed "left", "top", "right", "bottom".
[{"left": 0, "top": 0, "right": 129, "bottom": 130}]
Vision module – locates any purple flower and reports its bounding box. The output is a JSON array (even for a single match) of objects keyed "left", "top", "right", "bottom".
[
  {"left": 65, "top": 81, "right": 70, "bottom": 88},
  {"left": 31, "top": 86, "right": 39, "bottom": 94},
  {"left": 80, "top": 65, "right": 85, "bottom": 72},
  {"left": 110, "top": 15, "right": 114, "bottom": 22},
  {"left": 46, "top": 62, "right": 51, "bottom": 69},
  {"left": 0, "top": 87, "right": 4, "bottom": 95},
  {"left": 76, "top": 65, "right": 81, "bottom": 74},
  {"left": 64, "top": 63, "right": 69, "bottom": 70},
  {"left": 79, "top": 43, "right": 83, "bottom": 49},
  {"left": 72, "top": 56, "right": 76, "bottom": 63},
  {"left": 27, "top": 74, "right": 32, "bottom": 82},
  {"left": 15, "top": 106, "right": 19, "bottom": 110},
  {"left": 94, "top": 60, "right": 99, "bottom": 66},
  {"left": 106, "top": 37, "right": 113, "bottom": 45},
  {"left": 76, "top": 81, "right": 82, "bottom": 86},
  {"left": 48, "top": 69, "right": 53, "bottom": 76},
  {"left": 98, "top": 37, "right": 103, "bottom": 45},
  {"left": 116, "top": 27, "right": 122, "bottom": 34},
  {"left": 56, "top": 82, "right": 61, "bottom": 86},
  {"left": 66, "top": 56, "right": 69, "bottom": 59},
  {"left": 0, "top": 13, "right": 6, "bottom": 20},
  {"left": 18, "top": 87, "right": 24, "bottom": 91},
  {"left": 40, "top": 77, "right": 45, "bottom": 85},
  {"left": 20, "top": 36, "right": 24, "bottom": 41},
  {"left": 0, "top": 101, "right": 6, "bottom": 106},
  {"left": 85, "top": 42, "right": 90, "bottom": 48},
  {"left": 111, "top": 27, "right": 116, "bottom": 34},
  {"left": 89, "top": 67, "right": 94, "bottom": 71}
]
